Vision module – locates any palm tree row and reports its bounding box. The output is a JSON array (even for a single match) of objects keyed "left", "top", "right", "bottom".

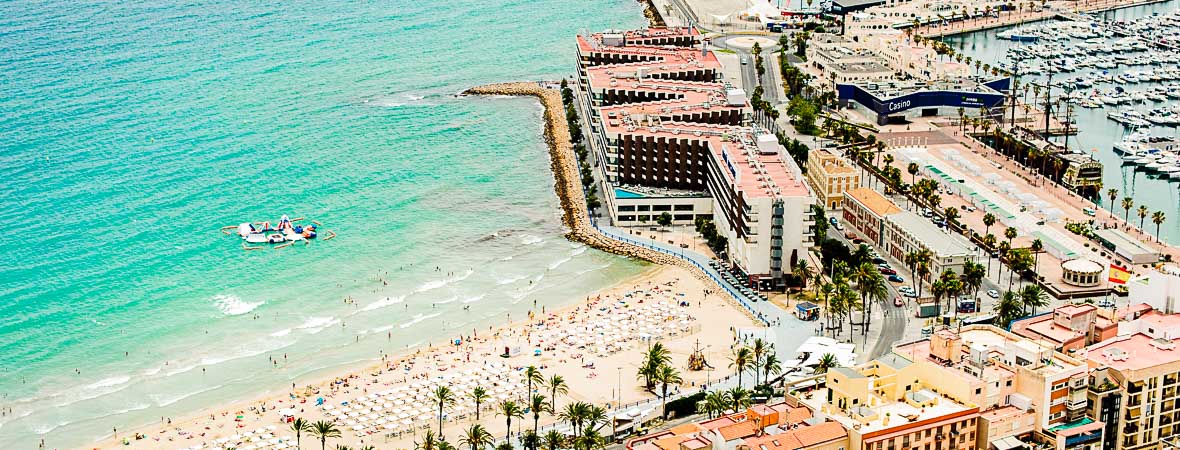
[{"left": 729, "top": 338, "right": 784, "bottom": 390}]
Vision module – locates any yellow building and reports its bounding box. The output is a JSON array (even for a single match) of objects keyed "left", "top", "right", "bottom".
[
  {"left": 804, "top": 352, "right": 980, "bottom": 450},
  {"left": 806, "top": 149, "right": 862, "bottom": 210}
]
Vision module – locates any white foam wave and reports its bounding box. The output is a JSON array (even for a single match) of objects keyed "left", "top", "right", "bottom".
[
  {"left": 576, "top": 263, "right": 612, "bottom": 275},
  {"left": 270, "top": 328, "right": 292, "bottom": 337},
  {"left": 414, "top": 269, "right": 473, "bottom": 293},
  {"left": 142, "top": 366, "right": 162, "bottom": 376},
  {"left": 152, "top": 384, "right": 223, "bottom": 407},
  {"left": 547, "top": 256, "right": 572, "bottom": 270},
  {"left": 462, "top": 294, "right": 485, "bottom": 304},
  {"left": 296, "top": 316, "right": 340, "bottom": 334},
  {"left": 519, "top": 234, "right": 544, "bottom": 245},
  {"left": 31, "top": 421, "right": 69, "bottom": 435},
  {"left": 571, "top": 245, "right": 588, "bottom": 256},
  {"left": 114, "top": 402, "right": 151, "bottom": 414},
  {"left": 496, "top": 274, "right": 526, "bottom": 285},
  {"left": 399, "top": 312, "right": 442, "bottom": 329},
  {"left": 361, "top": 295, "right": 406, "bottom": 312},
  {"left": 212, "top": 294, "right": 264, "bottom": 316},
  {"left": 86, "top": 375, "right": 131, "bottom": 390},
  {"left": 437, "top": 296, "right": 458, "bottom": 304},
  {"left": 499, "top": 255, "right": 513, "bottom": 261},
  {"left": 371, "top": 324, "right": 395, "bottom": 333}
]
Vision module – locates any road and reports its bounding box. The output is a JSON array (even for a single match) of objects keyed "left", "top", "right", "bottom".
[
  {"left": 825, "top": 225, "right": 909, "bottom": 360},
  {"left": 710, "top": 34, "right": 783, "bottom": 105}
]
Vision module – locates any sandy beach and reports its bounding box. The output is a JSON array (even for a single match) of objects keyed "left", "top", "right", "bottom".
[{"left": 92, "top": 265, "right": 759, "bottom": 450}]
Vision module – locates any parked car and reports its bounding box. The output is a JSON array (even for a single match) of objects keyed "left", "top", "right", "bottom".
[
  {"left": 851, "top": 237, "right": 863, "bottom": 244},
  {"left": 879, "top": 268, "right": 897, "bottom": 275},
  {"left": 987, "top": 289, "right": 1000, "bottom": 298},
  {"left": 888, "top": 274, "right": 905, "bottom": 283},
  {"left": 872, "top": 257, "right": 886, "bottom": 265},
  {"left": 899, "top": 286, "right": 914, "bottom": 293},
  {"left": 902, "top": 290, "right": 918, "bottom": 298},
  {"left": 845, "top": 232, "right": 857, "bottom": 239}
]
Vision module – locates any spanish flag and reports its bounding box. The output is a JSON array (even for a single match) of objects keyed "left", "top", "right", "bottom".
[{"left": 1109, "top": 264, "right": 1131, "bottom": 284}]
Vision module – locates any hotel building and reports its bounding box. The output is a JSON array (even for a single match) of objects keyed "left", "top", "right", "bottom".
[
  {"left": 1084, "top": 310, "right": 1180, "bottom": 450},
  {"left": 576, "top": 28, "right": 817, "bottom": 288},
  {"left": 806, "top": 150, "right": 862, "bottom": 210}
]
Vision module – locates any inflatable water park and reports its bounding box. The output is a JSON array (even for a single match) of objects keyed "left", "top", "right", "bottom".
[{"left": 221, "top": 214, "right": 336, "bottom": 250}]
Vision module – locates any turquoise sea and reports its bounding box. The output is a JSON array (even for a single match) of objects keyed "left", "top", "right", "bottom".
[{"left": 0, "top": 0, "right": 646, "bottom": 447}]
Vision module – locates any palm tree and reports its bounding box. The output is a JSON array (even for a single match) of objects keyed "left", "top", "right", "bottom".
[
  {"left": 522, "top": 430, "right": 541, "bottom": 450},
  {"left": 529, "top": 394, "right": 548, "bottom": 431},
  {"left": 1019, "top": 284, "right": 1049, "bottom": 315},
  {"left": 1004, "top": 226, "right": 1017, "bottom": 247},
  {"left": 497, "top": 400, "right": 524, "bottom": 440},
  {"left": 545, "top": 375, "right": 568, "bottom": 411},
  {"left": 750, "top": 339, "right": 768, "bottom": 386},
  {"left": 460, "top": 425, "right": 494, "bottom": 450},
  {"left": 654, "top": 364, "right": 683, "bottom": 418},
  {"left": 961, "top": 261, "right": 986, "bottom": 304},
  {"left": 471, "top": 387, "right": 489, "bottom": 422},
  {"left": 417, "top": 430, "right": 440, "bottom": 450},
  {"left": 914, "top": 249, "right": 932, "bottom": 298},
  {"left": 761, "top": 353, "right": 782, "bottom": 385},
  {"left": 439, "top": 437, "right": 457, "bottom": 450},
  {"left": 574, "top": 428, "right": 607, "bottom": 450},
  {"left": 814, "top": 353, "right": 839, "bottom": 374},
  {"left": 1153, "top": 211, "right": 1167, "bottom": 242},
  {"left": 637, "top": 343, "right": 671, "bottom": 390},
  {"left": 730, "top": 346, "right": 753, "bottom": 387},
  {"left": 793, "top": 259, "right": 814, "bottom": 292},
  {"left": 495, "top": 443, "right": 513, "bottom": 450},
  {"left": 982, "top": 213, "right": 996, "bottom": 239},
  {"left": 291, "top": 417, "right": 312, "bottom": 449},
  {"left": 726, "top": 386, "right": 752, "bottom": 412},
  {"left": 983, "top": 234, "right": 997, "bottom": 273},
  {"left": 542, "top": 430, "right": 565, "bottom": 450},
  {"left": 703, "top": 390, "right": 731, "bottom": 418},
  {"left": 1122, "top": 197, "right": 1135, "bottom": 224},
  {"left": 907, "top": 162, "right": 920, "bottom": 186},
  {"left": 311, "top": 420, "right": 342, "bottom": 450},
  {"left": 1138, "top": 205, "right": 1150, "bottom": 231},
  {"left": 1030, "top": 239, "right": 1044, "bottom": 276},
  {"left": 433, "top": 385, "right": 456, "bottom": 436},
  {"left": 559, "top": 402, "right": 588, "bottom": 439},
  {"left": 995, "top": 291, "right": 1024, "bottom": 328},
  {"left": 525, "top": 366, "right": 544, "bottom": 398},
  {"left": 1106, "top": 188, "right": 1118, "bottom": 219}
]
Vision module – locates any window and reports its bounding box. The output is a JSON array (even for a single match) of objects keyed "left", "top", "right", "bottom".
[
  {"left": 619, "top": 205, "right": 636, "bottom": 212},
  {"left": 674, "top": 204, "right": 693, "bottom": 211}
]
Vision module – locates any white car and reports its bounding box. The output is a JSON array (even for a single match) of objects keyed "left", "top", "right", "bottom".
[{"left": 987, "top": 289, "right": 1000, "bottom": 299}]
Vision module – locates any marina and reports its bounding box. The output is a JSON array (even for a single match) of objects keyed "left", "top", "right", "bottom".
[{"left": 943, "top": 0, "right": 1180, "bottom": 243}]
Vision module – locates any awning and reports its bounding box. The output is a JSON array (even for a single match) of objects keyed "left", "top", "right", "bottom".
[{"left": 992, "top": 436, "right": 1026, "bottom": 450}]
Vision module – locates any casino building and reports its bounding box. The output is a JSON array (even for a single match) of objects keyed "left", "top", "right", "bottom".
[
  {"left": 575, "top": 28, "right": 817, "bottom": 289},
  {"left": 836, "top": 78, "right": 1010, "bottom": 125}
]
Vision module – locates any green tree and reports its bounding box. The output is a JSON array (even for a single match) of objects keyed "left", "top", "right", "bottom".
[
  {"left": 750, "top": 338, "right": 768, "bottom": 386},
  {"left": 497, "top": 400, "right": 524, "bottom": 440},
  {"left": 656, "top": 212, "right": 673, "bottom": 227},
  {"left": 416, "top": 430, "right": 440, "bottom": 450},
  {"left": 995, "top": 291, "right": 1024, "bottom": 328},
  {"left": 542, "top": 430, "right": 565, "bottom": 450},
  {"left": 460, "top": 425, "right": 494, "bottom": 450},
  {"left": 655, "top": 364, "right": 683, "bottom": 418},
  {"left": 291, "top": 417, "right": 312, "bottom": 449},
  {"left": 726, "top": 386, "right": 753, "bottom": 411},
  {"left": 1153, "top": 211, "right": 1167, "bottom": 242},
  {"left": 1122, "top": 197, "right": 1135, "bottom": 224},
  {"left": 1107, "top": 188, "right": 1118, "bottom": 219},
  {"left": 730, "top": 346, "right": 753, "bottom": 387},
  {"left": 432, "top": 385, "right": 456, "bottom": 436},
  {"left": 1019, "top": 284, "right": 1049, "bottom": 315},
  {"left": 814, "top": 353, "right": 839, "bottom": 374},
  {"left": 762, "top": 352, "right": 782, "bottom": 385},
  {"left": 311, "top": 420, "right": 342, "bottom": 450},
  {"left": 525, "top": 366, "right": 544, "bottom": 398},
  {"left": 1138, "top": 205, "right": 1150, "bottom": 230},
  {"left": 471, "top": 387, "right": 489, "bottom": 422},
  {"left": 546, "top": 375, "right": 568, "bottom": 411},
  {"left": 530, "top": 394, "right": 548, "bottom": 431}
]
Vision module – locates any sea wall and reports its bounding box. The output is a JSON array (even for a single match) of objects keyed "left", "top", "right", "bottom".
[{"left": 463, "top": 82, "right": 756, "bottom": 320}]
